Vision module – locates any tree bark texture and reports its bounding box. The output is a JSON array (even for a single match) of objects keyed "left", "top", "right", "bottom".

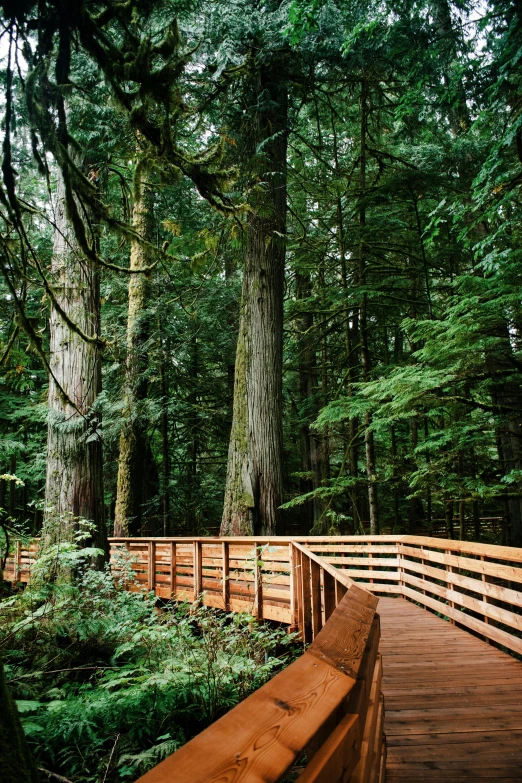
[
  {"left": 44, "top": 166, "right": 107, "bottom": 561},
  {"left": 221, "top": 58, "right": 287, "bottom": 536},
  {"left": 114, "top": 162, "right": 154, "bottom": 536}
]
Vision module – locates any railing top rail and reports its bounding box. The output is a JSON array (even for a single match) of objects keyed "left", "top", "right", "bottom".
[
  {"left": 401, "top": 535, "right": 522, "bottom": 563},
  {"left": 18, "top": 534, "right": 522, "bottom": 566},
  {"left": 135, "top": 567, "right": 379, "bottom": 783},
  {"left": 108, "top": 534, "right": 522, "bottom": 563},
  {"left": 108, "top": 535, "right": 404, "bottom": 543},
  {"left": 291, "top": 540, "right": 356, "bottom": 589}
]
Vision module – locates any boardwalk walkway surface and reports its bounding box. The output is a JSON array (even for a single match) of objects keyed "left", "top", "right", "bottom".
[{"left": 380, "top": 597, "right": 522, "bottom": 782}]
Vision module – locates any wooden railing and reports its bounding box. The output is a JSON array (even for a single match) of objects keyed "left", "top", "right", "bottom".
[
  {"left": 6, "top": 534, "right": 522, "bottom": 655},
  {"left": 6, "top": 533, "right": 522, "bottom": 780},
  {"left": 135, "top": 565, "right": 385, "bottom": 783},
  {"left": 398, "top": 535, "right": 522, "bottom": 655},
  {"left": 3, "top": 537, "right": 387, "bottom": 782}
]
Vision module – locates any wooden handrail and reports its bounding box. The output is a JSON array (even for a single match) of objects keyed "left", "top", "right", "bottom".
[
  {"left": 6, "top": 533, "right": 522, "bottom": 653},
  {"left": 7, "top": 533, "right": 522, "bottom": 780},
  {"left": 135, "top": 563, "right": 383, "bottom": 783}
]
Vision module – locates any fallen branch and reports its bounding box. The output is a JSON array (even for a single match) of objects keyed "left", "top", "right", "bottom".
[{"left": 38, "top": 768, "right": 75, "bottom": 783}]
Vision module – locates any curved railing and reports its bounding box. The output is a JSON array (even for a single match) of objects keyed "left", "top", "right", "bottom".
[
  {"left": 6, "top": 535, "right": 522, "bottom": 654},
  {"left": 135, "top": 554, "right": 385, "bottom": 783},
  {"left": 5, "top": 535, "right": 522, "bottom": 654},
  {"left": 5, "top": 533, "right": 522, "bottom": 781}
]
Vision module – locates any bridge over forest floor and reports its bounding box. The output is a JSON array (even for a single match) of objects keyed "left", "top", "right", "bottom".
[
  {"left": 7, "top": 535, "right": 522, "bottom": 782},
  {"left": 380, "top": 597, "right": 522, "bottom": 782}
]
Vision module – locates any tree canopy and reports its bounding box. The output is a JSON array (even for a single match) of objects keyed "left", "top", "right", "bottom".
[{"left": 0, "top": 0, "right": 521, "bottom": 546}]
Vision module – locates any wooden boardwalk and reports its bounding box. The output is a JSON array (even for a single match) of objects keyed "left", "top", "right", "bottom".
[
  {"left": 7, "top": 535, "right": 522, "bottom": 782},
  {"left": 380, "top": 597, "right": 522, "bottom": 781}
]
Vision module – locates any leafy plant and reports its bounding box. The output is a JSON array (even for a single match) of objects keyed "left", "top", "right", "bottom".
[{"left": 1, "top": 545, "right": 299, "bottom": 782}]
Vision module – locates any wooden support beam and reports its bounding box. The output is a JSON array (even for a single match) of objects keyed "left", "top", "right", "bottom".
[
  {"left": 300, "top": 549, "right": 313, "bottom": 644},
  {"left": 170, "top": 542, "right": 176, "bottom": 598},
  {"left": 336, "top": 580, "right": 348, "bottom": 606},
  {"left": 14, "top": 539, "right": 21, "bottom": 584},
  {"left": 323, "top": 570, "right": 337, "bottom": 623},
  {"left": 148, "top": 541, "right": 156, "bottom": 592},
  {"left": 311, "top": 559, "right": 322, "bottom": 640},
  {"left": 222, "top": 541, "right": 229, "bottom": 611},
  {"left": 253, "top": 541, "right": 262, "bottom": 618},
  {"left": 194, "top": 541, "right": 202, "bottom": 599}
]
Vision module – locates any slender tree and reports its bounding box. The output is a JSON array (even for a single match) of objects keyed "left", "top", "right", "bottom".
[{"left": 114, "top": 155, "right": 154, "bottom": 536}]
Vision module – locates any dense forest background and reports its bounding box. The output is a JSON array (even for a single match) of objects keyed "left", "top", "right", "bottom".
[{"left": 1, "top": 0, "right": 521, "bottom": 547}]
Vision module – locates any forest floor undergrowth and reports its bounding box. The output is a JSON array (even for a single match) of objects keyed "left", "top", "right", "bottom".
[{"left": 0, "top": 550, "right": 300, "bottom": 783}]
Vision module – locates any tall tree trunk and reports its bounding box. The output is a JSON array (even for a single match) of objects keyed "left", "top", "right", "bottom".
[
  {"left": 44, "top": 167, "right": 106, "bottom": 562},
  {"left": 390, "top": 426, "right": 401, "bottom": 529},
  {"left": 332, "top": 100, "right": 360, "bottom": 524},
  {"left": 296, "top": 271, "right": 315, "bottom": 532},
  {"left": 186, "top": 333, "right": 200, "bottom": 533},
  {"left": 114, "top": 161, "right": 153, "bottom": 536},
  {"left": 445, "top": 499, "right": 455, "bottom": 539},
  {"left": 0, "top": 471, "right": 6, "bottom": 514},
  {"left": 487, "top": 321, "right": 522, "bottom": 545},
  {"left": 0, "top": 658, "right": 39, "bottom": 783},
  {"left": 359, "top": 77, "right": 379, "bottom": 534},
  {"left": 221, "top": 58, "right": 287, "bottom": 536},
  {"left": 160, "top": 349, "right": 170, "bottom": 536}
]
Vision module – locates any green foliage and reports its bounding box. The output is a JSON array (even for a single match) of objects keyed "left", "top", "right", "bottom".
[{"left": 1, "top": 555, "right": 299, "bottom": 782}]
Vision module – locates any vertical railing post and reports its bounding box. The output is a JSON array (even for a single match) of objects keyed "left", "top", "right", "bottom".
[
  {"left": 323, "top": 569, "right": 336, "bottom": 622},
  {"left": 14, "top": 539, "right": 21, "bottom": 584},
  {"left": 310, "top": 559, "right": 322, "bottom": 640},
  {"left": 194, "top": 540, "right": 202, "bottom": 600},
  {"left": 290, "top": 543, "right": 302, "bottom": 634},
  {"left": 335, "top": 579, "right": 347, "bottom": 605},
  {"left": 170, "top": 542, "right": 177, "bottom": 599},
  {"left": 446, "top": 548, "right": 455, "bottom": 624},
  {"left": 481, "top": 554, "right": 490, "bottom": 643},
  {"left": 148, "top": 541, "right": 156, "bottom": 593},
  {"left": 300, "top": 549, "right": 312, "bottom": 643},
  {"left": 253, "top": 541, "right": 262, "bottom": 618},
  {"left": 222, "top": 541, "right": 230, "bottom": 611}
]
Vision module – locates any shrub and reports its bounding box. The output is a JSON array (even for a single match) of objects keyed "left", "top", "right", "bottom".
[{"left": 1, "top": 550, "right": 299, "bottom": 782}]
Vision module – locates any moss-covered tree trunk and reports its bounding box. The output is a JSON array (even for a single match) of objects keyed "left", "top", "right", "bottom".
[
  {"left": 0, "top": 658, "right": 39, "bottom": 783},
  {"left": 114, "top": 161, "right": 154, "bottom": 537},
  {"left": 44, "top": 166, "right": 107, "bottom": 561},
  {"left": 221, "top": 59, "right": 287, "bottom": 536}
]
